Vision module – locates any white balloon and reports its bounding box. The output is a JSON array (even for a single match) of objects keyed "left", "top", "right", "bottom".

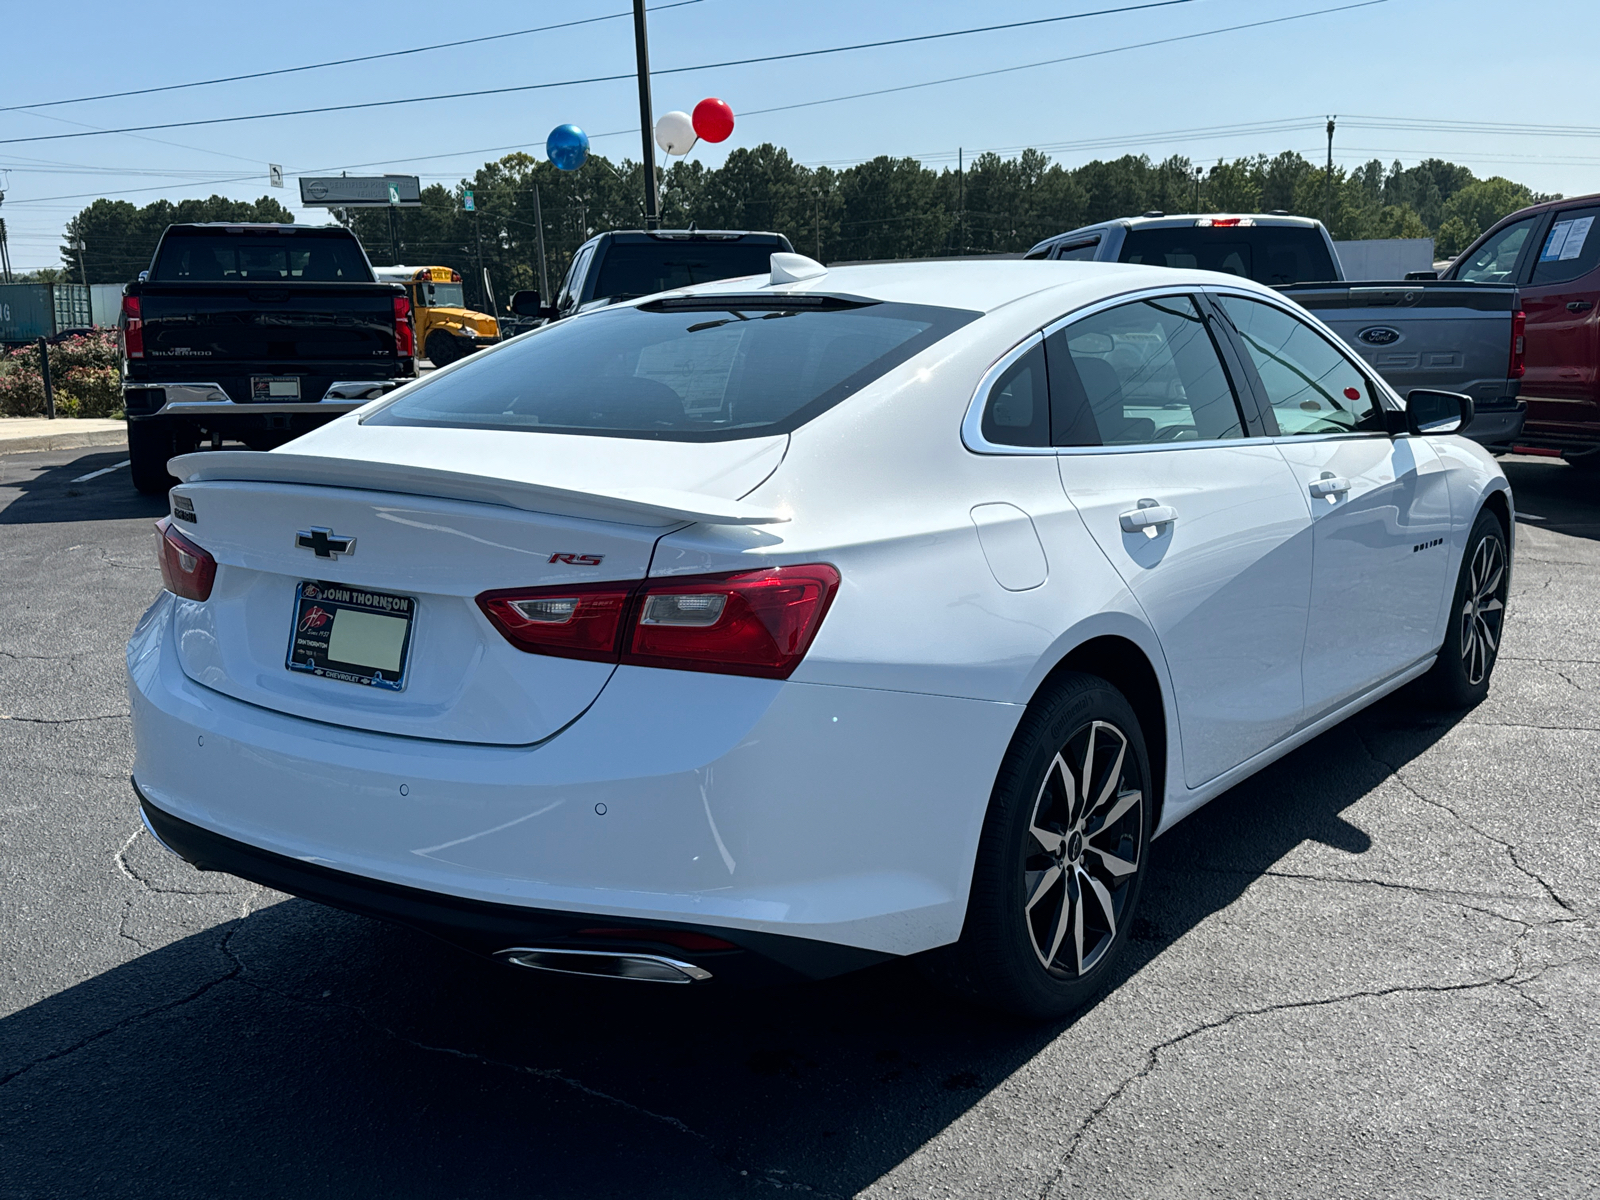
[{"left": 654, "top": 111, "right": 697, "bottom": 156}]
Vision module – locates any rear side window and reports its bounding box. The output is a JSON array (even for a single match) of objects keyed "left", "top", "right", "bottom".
[
  {"left": 367, "top": 298, "right": 978, "bottom": 441},
  {"left": 1054, "top": 239, "right": 1100, "bottom": 262},
  {"left": 1120, "top": 227, "right": 1336, "bottom": 285},
  {"left": 1215, "top": 296, "right": 1382, "bottom": 435},
  {"left": 1046, "top": 296, "right": 1244, "bottom": 446},
  {"left": 1529, "top": 208, "right": 1600, "bottom": 287},
  {"left": 1454, "top": 216, "right": 1538, "bottom": 283},
  {"left": 592, "top": 241, "right": 782, "bottom": 302},
  {"left": 980, "top": 342, "right": 1049, "bottom": 447},
  {"left": 152, "top": 234, "right": 371, "bottom": 282}
]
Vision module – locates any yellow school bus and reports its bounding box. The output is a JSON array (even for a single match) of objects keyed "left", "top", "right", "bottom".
[{"left": 374, "top": 266, "right": 500, "bottom": 366}]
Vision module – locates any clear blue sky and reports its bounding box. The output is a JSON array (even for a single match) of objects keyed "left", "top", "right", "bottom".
[{"left": 2, "top": 0, "right": 1595, "bottom": 270}]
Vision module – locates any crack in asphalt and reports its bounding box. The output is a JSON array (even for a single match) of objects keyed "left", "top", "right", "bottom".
[
  {"left": 0, "top": 711, "right": 128, "bottom": 724},
  {"left": 0, "top": 922, "right": 244, "bottom": 1090},
  {"left": 1355, "top": 732, "right": 1578, "bottom": 915},
  {"left": 1034, "top": 964, "right": 1547, "bottom": 1200},
  {"left": 114, "top": 828, "right": 249, "bottom": 898}
]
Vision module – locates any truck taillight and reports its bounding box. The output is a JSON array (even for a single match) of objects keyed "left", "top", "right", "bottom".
[
  {"left": 1510, "top": 309, "right": 1526, "bottom": 379},
  {"left": 155, "top": 517, "right": 216, "bottom": 601},
  {"left": 393, "top": 295, "right": 415, "bottom": 358},
  {"left": 122, "top": 295, "right": 143, "bottom": 358},
  {"left": 476, "top": 565, "right": 841, "bottom": 680}
]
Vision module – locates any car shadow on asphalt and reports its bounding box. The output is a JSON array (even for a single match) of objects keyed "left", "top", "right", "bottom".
[
  {"left": 1499, "top": 456, "right": 1600, "bottom": 543},
  {"left": 0, "top": 448, "right": 166, "bottom": 525},
  {"left": 0, "top": 695, "right": 1465, "bottom": 1198}
]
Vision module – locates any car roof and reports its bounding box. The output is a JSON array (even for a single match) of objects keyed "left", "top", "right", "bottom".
[
  {"left": 598, "top": 229, "right": 788, "bottom": 244},
  {"left": 649, "top": 258, "right": 1283, "bottom": 317},
  {"left": 1031, "top": 213, "right": 1321, "bottom": 249}
]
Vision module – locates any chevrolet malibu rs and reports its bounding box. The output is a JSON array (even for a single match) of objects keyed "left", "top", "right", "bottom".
[{"left": 128, "top": 255, "right": 1511, "bottom": 1018}]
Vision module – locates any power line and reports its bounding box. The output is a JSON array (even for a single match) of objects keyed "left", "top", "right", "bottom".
[
  {"left": 0, "top": 1, "right": 706, "bottom": 114},
  {"left": 0, "top": 0, "right": 1219, "bottom": 147}
]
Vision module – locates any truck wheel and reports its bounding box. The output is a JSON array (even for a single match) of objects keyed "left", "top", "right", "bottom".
[
  {"left": 128, "top": 421, "right": 182, "bottom": 495},
  {"left": 425, "top": 331, "right": 461, "bottom": 367}
]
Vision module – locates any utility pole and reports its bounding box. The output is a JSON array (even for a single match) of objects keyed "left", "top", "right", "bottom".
[
  {"left": 72, "top": 234, "right": 87, "bottom": 287},
  {"left": 1324, "top": 116, "right": 1336, "bottom": 231},
  {"left": 957, "top": 148, "right": 965, "bottom": 255},
  {"left": 468, "top": 191, "right": 486, "bottom": 309},
  {"left": 0, "top": 191, "right": 13, "bottom": 284},
  {"left": 1192, "top": 166, "right": 1202, "bottom": 212},
  {"left": 632, "top": 0, "right": 661, "bottom": 229},
  {"left": 813, "top": 189, "right": 821, "bottom": 260},
  {"left": 533, "top": 184, "right": 551, "bottom": 301}
]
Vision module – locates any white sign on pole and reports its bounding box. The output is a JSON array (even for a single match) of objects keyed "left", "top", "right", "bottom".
[{"left": 269, "top": 164, "right": 284, "bottom": 188}]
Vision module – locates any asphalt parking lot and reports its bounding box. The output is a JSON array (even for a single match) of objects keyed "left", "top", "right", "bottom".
[{"left": 2, "top": 445, "right": 1597, "bottom": 1199}]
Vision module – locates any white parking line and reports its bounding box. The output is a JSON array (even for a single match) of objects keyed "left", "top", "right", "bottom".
[{"left": 71, "top": 459, "right": 131, "bottom": 483}]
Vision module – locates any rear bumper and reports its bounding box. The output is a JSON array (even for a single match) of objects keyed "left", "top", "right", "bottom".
[
  {"left": 125, "top": 379, "right": 403, "bottom": 419},
  {"left": 1465, "top": 400, "right": 1526, "bottom": 448},
  {"left": 135, "top": 785, "right": 887, "bottom": 984},
  {"left": 127, "top": 591, "right": 1020, "bottom": 959}
]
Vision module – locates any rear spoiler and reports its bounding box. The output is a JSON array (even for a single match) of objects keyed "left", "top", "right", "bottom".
[{"left": 170, "top": 451, "right": 789, "bottom": 527}]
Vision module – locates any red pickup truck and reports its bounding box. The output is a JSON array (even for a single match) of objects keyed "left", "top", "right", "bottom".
[{"left": 1440, "top": 194, "right": 1600, "bottom": 466}]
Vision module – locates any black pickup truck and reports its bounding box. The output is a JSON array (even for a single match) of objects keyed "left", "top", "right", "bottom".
[{"left": 121, "top": 223, "right": 416, "bottom": 493}]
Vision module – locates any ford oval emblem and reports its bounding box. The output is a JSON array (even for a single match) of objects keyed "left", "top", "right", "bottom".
[{"left": 1359, "top": 326, "right": 1402, "bottom": 346}]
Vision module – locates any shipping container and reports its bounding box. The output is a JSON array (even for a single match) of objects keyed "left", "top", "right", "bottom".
[{"left": 0, "top": 283, "right": 93, "bottom": 345}]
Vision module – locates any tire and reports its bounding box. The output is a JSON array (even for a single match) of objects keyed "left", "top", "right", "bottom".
[
  {"left": 926, "top": 672, "right": 1153, "bottom": 1020},
  {"left": 128, "top": 420, "right": 183, "bottom": 496},
  {"left": 1414, "top": 508, "right": 1510, "bottom": 708},
  {"left": 425, "top": 330, "right": 461, "bottom": 368}
]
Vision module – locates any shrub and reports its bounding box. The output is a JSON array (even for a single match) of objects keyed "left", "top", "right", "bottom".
[{"left": 0, "top": 331, "right": 123, "bottom": 418}]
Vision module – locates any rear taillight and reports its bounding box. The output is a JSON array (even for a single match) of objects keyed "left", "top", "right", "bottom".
[
  {"left": 393, "top": 295, "right": 415, "bottom": 358},
  {"left": 155, "top": 517, "right": 216, "bottom": 601},
  {"left": 122, "top": 295, "right": 143, "bottom": 358},
  {"left": 477, "top": 582, "right": 634, "bottom": 662},
  {"left": 476, "top": 564, "right": 840, "bottom": 680},
  {"left": 1510, "top": 308, "right": 1526, "bottom": 379}
]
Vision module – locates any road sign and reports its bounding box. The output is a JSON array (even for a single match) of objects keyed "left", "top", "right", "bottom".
[
  {"left": 297, "top": 175, "right": 421, "bottom": 207},
  {"left": 464, "top": 190, "right": 475, "bottom": 213},
  {"left": 269, "top": 164, "right": 284, "bottom": 188}
]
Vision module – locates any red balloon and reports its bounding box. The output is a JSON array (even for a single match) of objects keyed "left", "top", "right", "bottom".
[{"left": 692, "top": 97, "right": 735, "bottom": 144}]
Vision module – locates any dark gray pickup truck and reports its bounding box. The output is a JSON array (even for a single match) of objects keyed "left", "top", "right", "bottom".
[
  {"left": 1027, "top": 214, "right": 1525, "bottom": 447},
  {"left": 121, "top": 223, "right": 416, "bottom": 493}
]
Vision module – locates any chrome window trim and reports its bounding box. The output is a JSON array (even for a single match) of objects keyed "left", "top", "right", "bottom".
[
  {"left": 961, "top": 331, "right": 1048, "bottom": 455},
  {"left": 964, "top": 285, "right": 1208, "bottom": 456}
]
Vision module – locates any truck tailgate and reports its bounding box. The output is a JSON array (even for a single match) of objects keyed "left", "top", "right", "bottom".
[{"left": 1281, "top": 281, "right": 1520, "bottom": 407}]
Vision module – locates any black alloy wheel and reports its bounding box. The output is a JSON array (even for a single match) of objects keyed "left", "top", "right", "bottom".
[
  {"left": 1416, "top": 508, "right": 1510, "bottom": 708},
  {"left": 926, "top": 672, "right": 1152, "bottom": 1020}
]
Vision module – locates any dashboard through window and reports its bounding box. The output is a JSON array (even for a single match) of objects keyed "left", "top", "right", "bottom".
[
  {"left": 1215, "top": 295, "right": 1382, "bottom": 435},
  {"left": 366, "top": 297, "right": 978, "bottom": 441},
  {"left": 1046, "top": 295, "right": 1245, "bottom": 446}
]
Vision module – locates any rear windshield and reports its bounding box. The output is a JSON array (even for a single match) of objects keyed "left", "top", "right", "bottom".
[
  {"left": 152, "top": 233, "right": 373, "bottom": 282},
  {"left": 591, "top": 241, "right": 784, "bottom": 301},
  {"left": 1120, "top": 226, "right": 1336, "bottom": 285},
  {"left": 365, "top": 297, "right": 978, "bottom": 441}
]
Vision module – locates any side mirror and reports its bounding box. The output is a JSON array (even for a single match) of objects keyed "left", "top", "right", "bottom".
[
  {"left": 1403, "top": 270, "right": 1439, "bottom": 281},
  {"left": 1401, "top": 389, "right": 1475, "bottom": 437},
  {"left": 509, "top": 289, "right": 544, "bottom": 318}
]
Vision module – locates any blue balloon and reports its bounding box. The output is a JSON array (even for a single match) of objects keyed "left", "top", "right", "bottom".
[{"left": 546, "top": 124, "right": 589, "bottom": 172}]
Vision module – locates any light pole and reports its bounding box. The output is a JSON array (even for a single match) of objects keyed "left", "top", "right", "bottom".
[
  {"left": 1323, "top": 116, "right": 1336, "bottom": 231},
  {"left": 633, "top": 0, "right": 661, "bottom": 229}
]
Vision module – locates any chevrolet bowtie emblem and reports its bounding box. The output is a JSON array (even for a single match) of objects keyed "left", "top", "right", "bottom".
[{"left": 295, "top": 527, "right": 356, "bottom": 559}]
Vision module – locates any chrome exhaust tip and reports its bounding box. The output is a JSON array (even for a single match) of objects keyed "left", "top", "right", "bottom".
[{"left": 495, "top": 947, "right": 713, "bottom": 984}]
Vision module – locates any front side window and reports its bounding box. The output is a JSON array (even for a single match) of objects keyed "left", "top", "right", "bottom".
[
  {"left": 1453, "top": 216, "right": 1537, "bottom": 283},
  {"left": 366, "top": 297, "right": 978, "bottom": 441},
  {"left": 1046, "top": 295, "right": 1245, "bottom": 446},
  {"left": 556, "top": 245, "right": 593, "bottom": 312},
  {"left": 1528, "top": 207, "right": 1600, "bottom": 287},
  {"left": 1215, "top": 295, "right": 1382, "bottom": 435}
]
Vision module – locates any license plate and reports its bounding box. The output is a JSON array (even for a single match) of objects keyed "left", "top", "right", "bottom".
[
  {"left": 286, "top": 581, "right": 414, "bottom": 691},
  {"left": 252, "top": 376, "right": 301, "bottom": 401}
]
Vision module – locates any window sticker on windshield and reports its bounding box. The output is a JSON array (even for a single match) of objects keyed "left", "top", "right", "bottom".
[{"left": 1541, "top": 216, "right": 1595, "bottom": 262}]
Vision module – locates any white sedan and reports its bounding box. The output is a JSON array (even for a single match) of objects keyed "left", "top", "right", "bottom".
[{"left": 128, "top": 255, "right": 1512, "bottom": 1018}]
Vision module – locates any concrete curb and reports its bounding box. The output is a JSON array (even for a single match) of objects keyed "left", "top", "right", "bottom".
[{"left": 0, "top": 427, "right": 127, "bottom": 455}]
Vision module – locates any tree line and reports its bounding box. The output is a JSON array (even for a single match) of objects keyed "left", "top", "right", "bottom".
[{"left": 45, "top": 146, "right": 1554, "bottom": 312}]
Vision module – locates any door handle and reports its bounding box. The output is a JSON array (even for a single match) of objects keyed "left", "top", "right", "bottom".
[
  {"left": 1119, "top": 502, "right": 1179, "bottom": 532},
  {"left": 1567, "top": 300, "right": 1594, "bottom": 312},
  {"left": 1309, "top": 474, "right": 1352, "bottom": 499}
]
